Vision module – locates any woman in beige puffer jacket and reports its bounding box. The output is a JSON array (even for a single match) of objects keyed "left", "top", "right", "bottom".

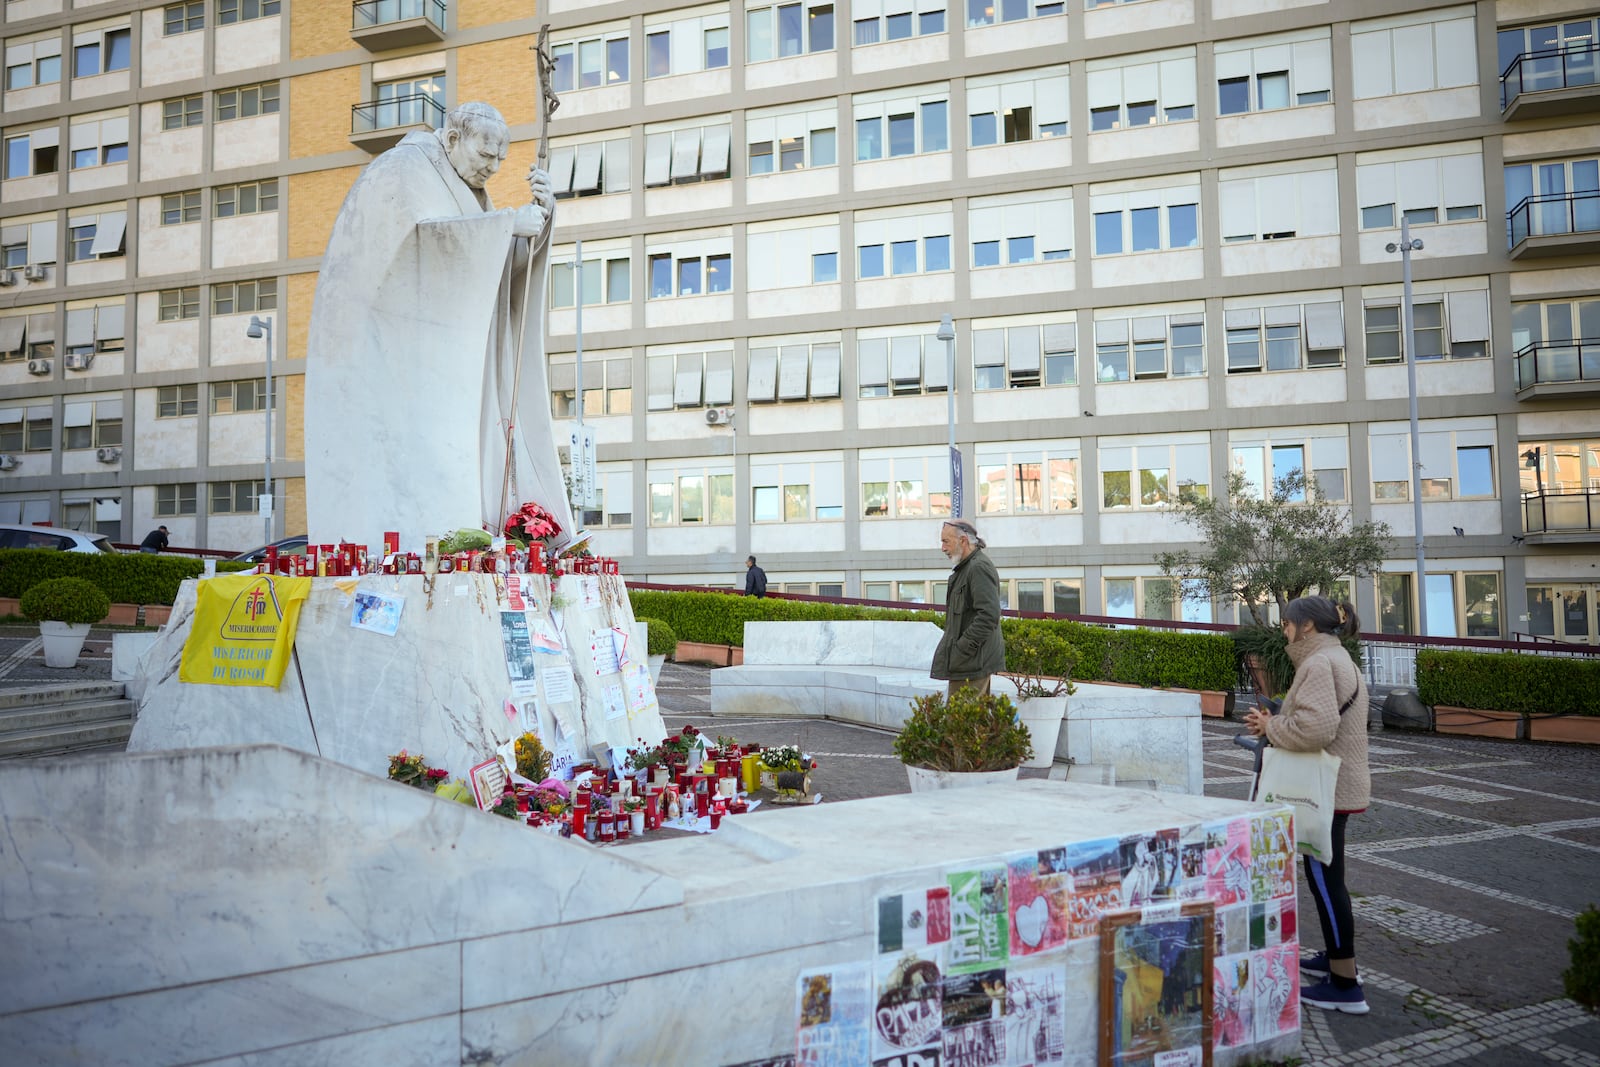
[{"left": 1243, "top": 595, "right": 1371, "bottom": 1016}]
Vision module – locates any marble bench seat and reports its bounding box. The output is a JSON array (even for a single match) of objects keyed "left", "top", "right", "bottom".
[{"left": 710, "top": 620, "right": 1204, "bottom": 793}]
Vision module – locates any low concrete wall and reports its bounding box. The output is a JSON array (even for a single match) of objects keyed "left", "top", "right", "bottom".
[
  {"left": 714, "top": 621, "right": 1205, "bottom": 793},
  {"left": 0, "top": 744, "right": 1295, "bottom": 1066}
]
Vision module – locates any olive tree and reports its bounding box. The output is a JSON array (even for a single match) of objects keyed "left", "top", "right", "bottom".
[{"left": 1156, "top": 469, "right": 1393, "bottom": 625}]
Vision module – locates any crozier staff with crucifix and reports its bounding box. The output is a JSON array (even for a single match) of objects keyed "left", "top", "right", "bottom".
[{"left": 303, "top": 88, "right": 577, "bottom": 554}]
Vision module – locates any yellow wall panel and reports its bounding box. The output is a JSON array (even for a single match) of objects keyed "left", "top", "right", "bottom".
[
  {"left": 285, "top": 271, "right": 318, "bottom": 363},
  {"left": 288, "top": 68, "right": 360, "bottom": 160},
  {"left": 290, "top": 1, "right": 351, "bottom": 60},
  {"left": 283, "top": 375, "right": 306, "bottom": 463},
  {"left": 458, "top": 0, "right": 538, "bottom": 32},
  {"left": 457, "top": 36, "right": 540, "bottom": 127},
  {"left": 484, "top": 136, "right": 541, "bottom": 209},
  {"left": 283, "top": 477, "right": 306, "bottom": 537},
  {"left": 287, "top": 166, "right": 362, "bottom": 261}
]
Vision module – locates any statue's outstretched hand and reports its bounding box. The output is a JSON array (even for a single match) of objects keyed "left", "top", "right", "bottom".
[
  {"left": 512, "top": 202, "right": 546, "bottom": 239},
  {"left": 526, "top": 166, "right": 555, "bottom": 216}
]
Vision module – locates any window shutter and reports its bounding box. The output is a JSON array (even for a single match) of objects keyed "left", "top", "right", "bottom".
[
  {"left": 811, "top": 343, "right": 841, "bottom": 398},
  {"left": 747, "top": 347, "right": 778, "bottom": 402},
  {"left": 548, "top": 146, "right": 576, "bottom": 194},
  {"left": 1446, "top": 290, "right": 1490, "bottom": 343},
  {"left": 777, "top": 345, "right": 810, "bottom": 399}
]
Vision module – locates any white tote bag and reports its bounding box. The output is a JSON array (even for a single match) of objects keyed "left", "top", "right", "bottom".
[{"left": 1257, "top": 747, "right": 1341, "bottom": 864}]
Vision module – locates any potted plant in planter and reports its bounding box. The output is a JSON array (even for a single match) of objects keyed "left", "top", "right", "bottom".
[
  {"left": 639, "top": 616, "right": 678, "bottom": 684},
  {"left": 893, "top": 688, "right": 1033, "bottom": 792},
  {"left": 20, "top": 576, "right": 110, "bottom": 669},
  {"left": 1002, "top": 623, "right": 1077, "bottom": 769}
]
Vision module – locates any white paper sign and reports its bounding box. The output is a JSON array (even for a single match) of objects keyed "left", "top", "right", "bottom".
[
  {"left": 541, "top": 664, "right": 576, "bottom": 705},
  {"left": 590, "top": 627, "right": 621, "bottom": 676},
  {"left": 622, "top": 661, "right": 657, "bottom": 716},
  {"left": 581, "top": 576, "right": 601, "bottom": 610},
  {"left": 601, "top": 683, "right": 627, "bottom": 720}
]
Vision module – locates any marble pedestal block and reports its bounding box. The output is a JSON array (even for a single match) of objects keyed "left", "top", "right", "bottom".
[
  {"left": 0, "top": 744, "right": 1297, "bottom": 1067},
  {"left": 714, "top": 621, "right": 1204, "bottom": 793},
  {"left": 127, "top": 572, "right": 664, "bottom": 782}
]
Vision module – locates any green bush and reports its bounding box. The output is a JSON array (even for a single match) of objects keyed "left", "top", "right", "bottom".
[
  {"left": 893, "top": 689, "right": 1032, "bottom": 772},
  {"left": 638, "top": 616, "right": 678, "bottom": 656},
  {"left": 20, "top": 576, "right": 111, "bottom": 624},
  {"left": 627, "top": 589, "right": 1237, "bottom": 692},
  {"left": 1566, "top": 905, "right": 1600, "bottom": 1013},
  {"left": 0, "top": 549, "right": 229, "bottom": 605},
  {"left": 1417, "top": 648, "right": 1600, "bottom": 716},
  {"left": 1001, "top": 619, "right": 1077, "bottom": 697}
]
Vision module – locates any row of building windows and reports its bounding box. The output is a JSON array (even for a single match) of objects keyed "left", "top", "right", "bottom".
[
  {"left": 0, "top": 381, "right": 270, "bottom": 454},
  {"left": 551, "top": 5, "right": 1473, "bottom": 100}
]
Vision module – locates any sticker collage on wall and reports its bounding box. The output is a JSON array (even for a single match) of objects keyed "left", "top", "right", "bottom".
[{"left": 724, "top": 808, "right": 1301, "bottom": 1067}]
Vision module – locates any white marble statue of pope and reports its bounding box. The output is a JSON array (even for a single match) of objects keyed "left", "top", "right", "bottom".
[{"left": 303, "top": 101, "right": 578, "bottom": 555}]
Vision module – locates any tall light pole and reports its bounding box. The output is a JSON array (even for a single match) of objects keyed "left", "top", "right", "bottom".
[
  {"left": 246, "top": 315, "right": 274, "bottom": 548},
  {"left": 936, "top": 314, "right": 961, "bottom": 517},
  {"left": 1386, "top": 220, "right": 1428, "bottom": 637}
]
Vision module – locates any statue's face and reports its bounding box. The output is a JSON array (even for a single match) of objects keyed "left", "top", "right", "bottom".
[{"left": 445, "top": 123, "right": 509, "bottom": 189}]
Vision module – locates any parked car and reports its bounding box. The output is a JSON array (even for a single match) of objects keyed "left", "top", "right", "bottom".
[
  {"left": 0, "top": 523, "right": 115, "bottom": 553},
  {"left": 230, "top": 535, "right": 309, "bottom": 563}
]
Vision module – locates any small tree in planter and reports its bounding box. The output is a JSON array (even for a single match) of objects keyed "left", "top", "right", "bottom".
[
  {"left": 638, "top": 616, "right": 678, "bottom": 683},
  {"left": 894, "top": 688, "right": 1033, "bottom": 791},
  {"left": 21, "top": 576, "right": 110, "bottom": 669},
  {"left": 1002, "top": 623, "right": 1077, "bottom": 769}
]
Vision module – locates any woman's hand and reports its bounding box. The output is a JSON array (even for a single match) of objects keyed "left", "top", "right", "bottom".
[{"left": 1243, "top": 707, "right": 1273, "bottom": 736}]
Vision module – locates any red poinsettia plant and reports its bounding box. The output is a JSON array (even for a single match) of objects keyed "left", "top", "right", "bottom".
[{"left": 504, "top": 500, "right": 562, "bottom": 543}]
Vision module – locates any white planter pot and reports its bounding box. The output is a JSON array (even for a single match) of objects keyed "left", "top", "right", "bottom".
[
  {"left": 648, "top": 653, "right": 666, "bottom": 685},
  {"left": 1016, "top": 695, "right": 1069, "bottom": 769},
  {"left": 904, "top": 764, "right": 1021, "bottom": 793},
  {"left": 39, "top": 621, "right": 91, "bottom": 669}
]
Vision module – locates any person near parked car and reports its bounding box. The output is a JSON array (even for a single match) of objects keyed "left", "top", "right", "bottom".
[
  {"left": 1243, "top": 594, "right": 1372, "bottom": 1016},
  {"left": 139, "top": 526, "right": 169, "bottom": 554},
  {"left": 930, "top": 518, "right": 1006, "bottom": 697},
  {"left": 744, "top": 555, "right": 767, "bottom": 597}
]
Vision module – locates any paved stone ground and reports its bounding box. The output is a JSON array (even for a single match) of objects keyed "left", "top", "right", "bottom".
[
  {"left": 649, "top": 662, "right": 1600, "bottom": 1067},
  {"left": 8, "top": 637, "right": 1598, "bottom": 1064}
]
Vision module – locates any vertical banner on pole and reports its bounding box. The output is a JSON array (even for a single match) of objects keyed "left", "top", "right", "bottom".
[
  {"left": 568, "top": 425, "right": 599, "bottom": 508},
  {"left": 950, "top": 444, "right": 963, "bottom": 519}
]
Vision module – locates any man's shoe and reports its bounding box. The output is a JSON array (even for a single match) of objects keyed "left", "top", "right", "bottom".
[
  {"left": 1300, "top": 953, "right": 1362, "bottom": 984},
  {"left": 1301, "top": 979, "right": 1370, "bottom": 1015}
]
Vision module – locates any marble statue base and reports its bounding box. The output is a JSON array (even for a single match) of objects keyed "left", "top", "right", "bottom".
[
  {"left": 713, "top": 621, "right": 1204, "bottom": 793},
  {"left": 127, "top": 572, "right": 664, "bottom": 781},
  {"left": 0, "top": 744, "right": 1298, "bottom": 1067}
]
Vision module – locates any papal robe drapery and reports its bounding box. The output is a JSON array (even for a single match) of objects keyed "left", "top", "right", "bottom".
[{"left": 303, "top": 130, "right": 577, "bottom": 554}]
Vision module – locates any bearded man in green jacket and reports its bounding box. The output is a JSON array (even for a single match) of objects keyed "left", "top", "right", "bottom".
[{"left": 931, "top": 519, "right": 1007, "bottom": 696}]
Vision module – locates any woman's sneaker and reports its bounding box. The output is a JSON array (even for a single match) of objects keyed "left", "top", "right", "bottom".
[
  {"left": 1300, "top": 952, "right": 1362, "bottom": 984},
  {"left": 1302, "top": 978, "right": 1370, "bottom": 1015}
]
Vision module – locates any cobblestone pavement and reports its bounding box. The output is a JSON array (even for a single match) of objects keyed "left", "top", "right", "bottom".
[
  {"left": 652, "top": 662, "right": 1600, "bottom": 1067},
  {"left": 8, "top": 641, "right": 1597, "bottom": 1064}
]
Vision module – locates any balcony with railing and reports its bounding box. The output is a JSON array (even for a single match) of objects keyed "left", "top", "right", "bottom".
[
  {"left": 1513, "top": 336, "right": 1600, "bottom": 399},
  {"left": 351, "top": 0, "right": 446, "bottom": 50},
  {"left": 1523, "top": 487, "right": 1600, "bottom": 543},
  {"left": 1501, "top": 42, "right": 1600, "bottom": 120},
  {"left": 1507, "top": 189, "right": 1600, "bottom": 258},
  {"left": 350, "top": 91, "right": 445, "bottom": 154}
]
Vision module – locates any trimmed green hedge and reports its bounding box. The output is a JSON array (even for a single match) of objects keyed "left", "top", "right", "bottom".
[
  {"left": 1417, "top": 648, "right": 1600, "bottom": 716},
  {"left": 0, "top": 549, "right": 254, "bottom": 606},
  {"left": 626, "top": 589, "right": 1238, "bottom": 692}
]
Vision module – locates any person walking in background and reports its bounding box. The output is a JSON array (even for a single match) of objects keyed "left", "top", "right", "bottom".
[
  {"left": 139, "top": 526, "right": 169, "bottom": 554},
  {"left": 1243, "top": 595, "right": 1371, "bottom": 1015},
  {"left": 744, "top": 555, "right": 767, "bottom": 598},
  {"left": 930, "top": 519, "right": 1006, "bottom": 697}
]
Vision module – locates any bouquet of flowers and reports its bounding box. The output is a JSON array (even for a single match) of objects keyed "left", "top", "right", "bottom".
[
  {"left": 504, "top": 500, "right": 562, "bottom": 544},
  {"left": 760, "top": 744, "right": 816, "bottom": 773},
  {"left": 513, "top": 732, "right": 552, "bottom": 782},
  {"left": 387, "top": 749, "right": 448, "bottom": 790}
]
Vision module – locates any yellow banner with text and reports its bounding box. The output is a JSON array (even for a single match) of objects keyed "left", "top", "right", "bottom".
[{"left": 179, "top": 574, "right": 312, "bottom": 688}]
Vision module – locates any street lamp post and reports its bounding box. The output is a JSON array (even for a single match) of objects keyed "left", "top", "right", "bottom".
[
  {"left": 245, "top": 315, "right": 274, "bottom": 549},
  {"left": 936, "top": 314, "right": 960, "bottom": 518},
  {"left": 1386, "top": 220, "right": 1428, "bottom": 637}
]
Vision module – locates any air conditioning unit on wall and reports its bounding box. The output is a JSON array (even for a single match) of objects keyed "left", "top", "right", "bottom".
[
  {"left": 22, "top": 264, "right": 47, "bottom": 282},
  {"left": 0, "top": 454, "right": 18, "bottom": 471},
  {"left": 0, "top": 269, "right": 15, "bottom": 286},
  {"left": 64, "top": 351, "right": 92, "bottom": 371},
  {"left": 705, "top": 407, "right": 734, "bottom": 426},
  {"left": 95, "top": 447, "right": 121, "bottom": 463},
  {"left": 26, "top": 358, "right": 51, "bottom": 376}
]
